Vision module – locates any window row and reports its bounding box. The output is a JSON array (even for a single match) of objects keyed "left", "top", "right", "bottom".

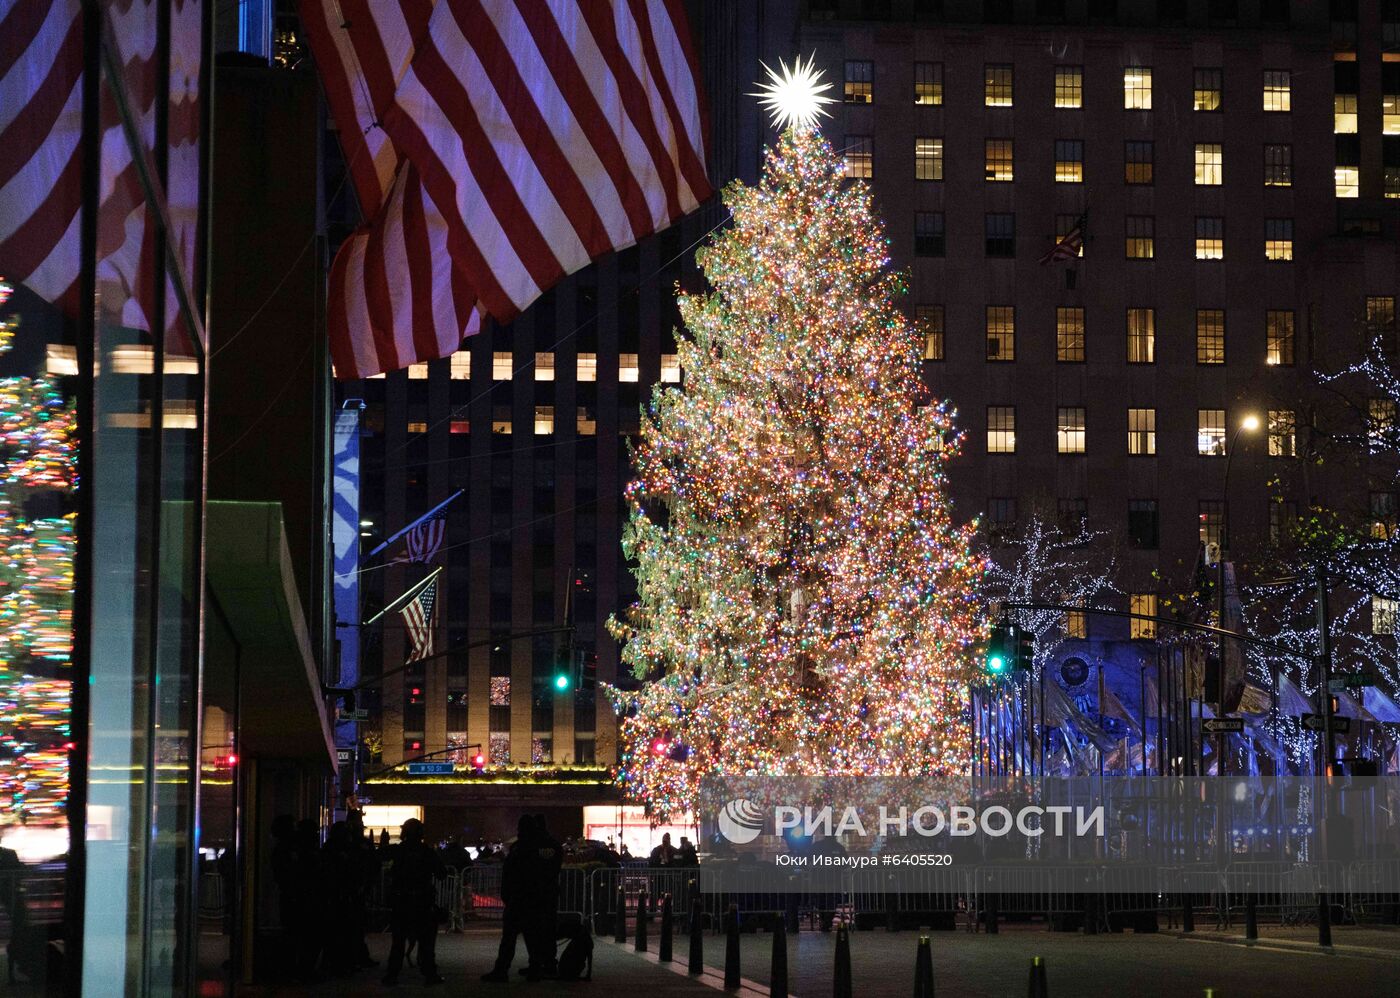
[
  {"left": 842, "top": 60, "right": 1295, "bottom": 113},
  {"left": 398, "top": 351, "right": 682, "bottom": 384},
  {"left": 988, "top": 498, "right": 1294, "bottom": 557},
  {"left": 984, "top": 406, "right": 1297, "bottom": 457},
  {"left": 915, "top": 305, "right": 1316, "bottom": 366}
]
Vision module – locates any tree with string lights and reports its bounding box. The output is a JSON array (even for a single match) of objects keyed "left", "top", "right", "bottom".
[{"left": 607, "top": 59, "right": 985, "bottom": 817}]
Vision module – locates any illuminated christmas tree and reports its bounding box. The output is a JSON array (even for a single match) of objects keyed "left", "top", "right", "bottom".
[
  {"left": 0, "top": 280, "right": 76, "bottom": 829},
  {"left": 608, "top": 61, "right": 985, "bottom": 817}
]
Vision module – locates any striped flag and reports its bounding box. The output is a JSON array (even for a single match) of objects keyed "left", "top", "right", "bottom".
[
  {"left": 1039, "top": 212, "right": 1087, "bottom": 265},
  {"left": 404, "top": 509, "right": 447, "bottom": 564},
  {"left": 300, "top": 0, "right": 711, "bottom": 378},
  {"left": 400, "top": 577, "right": 438, "bottom": 662}
]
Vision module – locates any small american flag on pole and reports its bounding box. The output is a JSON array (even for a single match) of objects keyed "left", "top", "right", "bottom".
[
  {"left": 1039, "top": 212, "right": 1087, "bottom": 264},
  {"left": 401, "top": 578, "right": 439, "bottom": 663},
  {"left": 405, "top": 511, "right": 447, "bottom": 564}
]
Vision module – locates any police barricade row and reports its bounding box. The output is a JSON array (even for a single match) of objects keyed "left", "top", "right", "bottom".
[
  {"left": 847, "top": 866, "right": 973, "bottom": 931},
  {"left": 1345, "top": 859, "right": 1400, "bottom": 924},
  {"left": 1218, "top": 861, "right": 1343, "bottom": 928}
]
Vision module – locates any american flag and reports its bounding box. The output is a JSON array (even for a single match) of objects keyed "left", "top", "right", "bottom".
[
  {"left": 1039, "top": 212, "right": 1087, "bottom": 265},
  {"left": 401, "top": 577, "right": 439, "bottom": 662},
  {"left": 405, "top": 510, "right": 447, "bottom": 564},
  {"left": 299, "top": 0, "right": 711, "bottom": 379}
]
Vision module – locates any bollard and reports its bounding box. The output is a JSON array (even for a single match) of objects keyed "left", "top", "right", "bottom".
[
  {"left": 885, "top": 884, "right": 899, "bottom": 932},
  {"left": 770, "top": 919, "right": 789, "bottom": 997},
  {"left": 1318, "top": 891, "right": 1333, "bottom": 947},
  {"left": 1083, "top": 892, "right": 1098, "bottom": 935},
  {"left": 985, "top": 892, "right": 999, "bottom": 934},
  {"left": 1244, "top": 893, "right": 1258, "bottom": 941},
  {"left": 1182, "top": 895, "right": 1195, "bottom": 933},
  {"left": 1026, "top": 956, "right": 1048, "bottom": 998},
  {"left": 833, "top": 923, "right": 853, "bottom": 998},
  {"left": 785, "top": 890, "right": 800, "bottom": 934},
  {"left": 689, "top": 897, "right": 705, "bottom": 974},
  {"left": 1204, "top": 990, "right": 1216, "bottom": 998},
  {"left": 724, "top": 905, "right": 742, "bottom": 989},
  {"left": 913, "top": 935, "right": 934, "bottom": 998},
  {"left": 636, "top": 887, "right": 649, "bottom": 953},
  {"left": 659, "top": 893, "right": 674, "bottom": 962},
  {"left": 616, "top": 882, "right": 628, "bottom": 943}
]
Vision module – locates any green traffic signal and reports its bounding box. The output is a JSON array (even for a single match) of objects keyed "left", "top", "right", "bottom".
[
  {"left": 986, "top": 652, "right": 1008, "bottom": 674},
  {"left": 553, "top": 673, "right": 572, "bottom": 692}
]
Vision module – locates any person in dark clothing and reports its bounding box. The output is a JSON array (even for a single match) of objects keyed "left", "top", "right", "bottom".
[
  {"left": 527, "top": 814, "right": 563, "bottom": 978},
  {"left": 481, "top": 816, "right": 538, "bottom": 983},
  {"left": 382, "top": 818, "right": 445, "bottom": 986},
  {"left": 649, "top": 832, "right": 677, "bottom": 867},
  {"left": 676, "top": 836, "right": 699, "bottom": 867}
]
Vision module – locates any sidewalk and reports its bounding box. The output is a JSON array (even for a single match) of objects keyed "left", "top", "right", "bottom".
[{"left": 1170, "top": 923, "right": 1400, "bottom": 961}]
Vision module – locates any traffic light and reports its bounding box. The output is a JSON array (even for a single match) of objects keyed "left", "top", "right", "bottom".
[
  {"left": 1014, "top": 627, "right": 1034, "bottom": 672},
  {"left": 470, "top": 751, "right": 486, "bottom": 770},
  {"left": 553, "top": 671, "right": 572, "bottom": 692},
  {"left": 985, "top": 625, "right": 1011, "bottom": 678}
]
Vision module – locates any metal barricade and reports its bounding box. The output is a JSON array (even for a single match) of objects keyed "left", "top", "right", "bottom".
[
  {"left": 434, "top": 870, "right": 463, "bottom": 931},
  {"left": 974, "top": 865, "right": 1100, "bottom": 926},
  {"left": 849, "top": 866, "right": 971, "bottom": 931},
  {"left": 465, "top": 864, "right": 505, "bottom": 920},
  {"left": 1347, "top": 859, "right": 1400, "bottom": 924},
  {"left": 1220, "top": 861, "right": 1338, "bottom": 927}
]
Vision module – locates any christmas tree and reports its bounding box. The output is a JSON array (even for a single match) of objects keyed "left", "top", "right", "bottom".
[{"left": 609, "top": 62, "right": 984, "bottom": 817}]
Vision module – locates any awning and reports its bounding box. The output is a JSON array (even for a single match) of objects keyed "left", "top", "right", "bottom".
[{"left": 202, "top": 501, "right": 337, "bottom": 769}]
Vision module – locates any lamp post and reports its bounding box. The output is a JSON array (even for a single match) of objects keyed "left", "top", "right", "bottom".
[{"left": 1213, "top": 413, "right": 1259, "bottom": 864}]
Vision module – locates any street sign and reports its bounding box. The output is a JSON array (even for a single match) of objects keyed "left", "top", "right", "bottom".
[
  {"left": 336, "top": 748, "right": 353, "bottom": 765},
  {"left": 406, "top": 761, "right": 455, "bottom": 775},
  {"left": 1300, "top": 713, "right": 1350, "bottom": 734},
  {"left": 340, "top": 708, "right": 370, "bottom": 721},
  {"left": 1202, "top": 717, "right": 1244, "bottom": 734},
  {"left": 1328, "top": 671, "right": 1379, "bottom": 693}
]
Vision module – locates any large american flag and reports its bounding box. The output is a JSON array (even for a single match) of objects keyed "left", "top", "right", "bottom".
[
  {"left": 400, "top": 577, "right": 438, "bottom": 662},
  {"left": 404, "top": 509, "right": 446, "bottom": 564},
  {"left": 300, "top": 0, "right": 711, "bottom": 379},
  {"left": 1039, "top": 212, "right": 1087, "bottom": 265}
]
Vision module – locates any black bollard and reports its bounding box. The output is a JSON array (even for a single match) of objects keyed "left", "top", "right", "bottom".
[
  {"left": 913, "top": 935, "right": 934, "bottom": 998},
  {"left": 659, "top": 893, "right": 674, "bottom": 962},
  {"left": 1083, "top": 893, "right": 1098, "bottom": 935},
  {"left": 1318, "top": 891, "right": 1333, "bottom": 947},
  {"left": 636, "top": 887, "right": 649, "bottom": 952},
  {"left": 833, "top": 923, "right": 853, "bottom": 998},
  {"left": 1182, "top": 894, "right": 1195, "bottom": 933},
  {"left": 616, "top": 882, "right": 628, "bottom": 943},
  {"left": 785, "top": 890, "right": 800, "bottom": 934},
  {"left": 1026, "top": 956, "right": 1048, "bottom": 998},
  {"left": 985, "top": 893, "right": 999, "bottom": 934},
  {"left": 770, "top": 919, "right": 789, "bottom": 998},
  {"left": 724, "top": 904, "right": 742, "bottom": 989},
  {"left": 885, "top": 885, "right": 899, "bottom": 932},
  {"left": 1244, "top": 893, "right": 1258, "bottom": 941},
  {"left": 689, "top": 897, "right": 705, "bottom": 974}
]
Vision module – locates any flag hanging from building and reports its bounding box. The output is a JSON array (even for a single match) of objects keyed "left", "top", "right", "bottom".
[
  {"left": 400, "top": 577, "right": 439, "bottom": 662},
  {"left": 404, "top": 509, "right": 447, "bottom": 564},
  {"left": 1039, "top": 212, "right": 1087, "bottom": 265},
  {"left": 300, "top": 0, "right": 712, "bottom": 379}
]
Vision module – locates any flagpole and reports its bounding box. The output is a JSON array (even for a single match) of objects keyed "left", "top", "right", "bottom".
[
  {"left": 366, "top": 489, "right": 464, "bottom": 558},
  {"left": 363, "top": 565, "right": 443, "bottom": 626}
]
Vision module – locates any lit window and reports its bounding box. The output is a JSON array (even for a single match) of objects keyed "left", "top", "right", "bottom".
[
  {"left": 407, "top": 420, "right": 428, "bottom": 434},
  {"left": 1264, "top": 143, "right": 1292, "bottom": 187},
  {"left": 915, "top": 137, "right": 943, "bottom": 180},
  {"left": 1265, "top": 218, "right": 1293, "bottom": 261},
  {"left": 408, "top": 362, "right": 429, "bottom": 379},
  {"left": 987, "top": 405, "right": 1016, "bottom": 453},
  {"left": 917, "top": 305, "right": 945, "bottom": 361},
  {"left": 492, "top": 350, "right": 513, "bottom": 379},
  {"left": 1387, "top": 138, "right": 1400, "bottom": 198},
  {"left": 1263, "top": 69, "right": 1291, "bottom": 111},
  {"left": 1266, "top": 310, "right": 1295, "bottom": 366},
  {"left": 576, "top": 406, "right": 596, "bottom": 436},
  {"left": 1128, "top": 408, "right": 1156, "bottom": 455},
  {"left": 1195, "top": 216, "right": 1224, "bottom": 260},
  {"left": 986, "top": 306, "right": 1015, "bottom": 360},
  {"left": 1371, "top": 491, "right": 1398, "bottom": 540},
  {"left": 1128, "top": 500, "right": 1159, "bottom": 548},
  {"left": 449, "top": 419, "right": 469, "bottom": 434},
  {"left": 1196, "top": 309, "right": 1225, "bottom": 364},
  {"left": 619, "top": 353, "right": 640, "bottom": 382},
  {"left": 1057, "top": 307, "right": 1085, "bottom": 362},
  {"left": 1054, "top": 139, "right": 1083, "bottom": 182},
  {"left": 534, "top": 351, "right": 555, "bottom": 381},
  {"left": 1373, "top": 596, "right": 1398, "bottom": 635},
  {"left": 1336, "top": 62, "right": 1359, "bottom": 133},
  {"left": 1124, "top": 66, "right": 1152, "bottom": 109},
  {"left": 1199, "top": 500, "right": 1226, "bottom": 548},
  {"left": 1271, "top": 500, "right": 1298, "bottom": 545},
  {"left": 1055, "top": 214, "right": 1085, "bottom": 258},
  {"left": 1125, "top": 216, "right": 1154, "bottom": 259},
  {"left": 1129, "top": 593, "right": 1157, "bottom": 639},
  {"left": 985, "top": 213, "right": 1015, "bottom": 257},
  {"left": 450, "top": 351, "right": 471, "bottom": 380},
  {"left": 1366, "top": 296, "right": 1397, "bottom": 345},
  {"left": 1064, "top": 608, "right": 1088, "bottom": 639},
  {"left": 1125, "top": 140, "right": 1153, "bottom": 184},
  {"left": 1194, "top": 68, "right": 1222, "bottom": 111},
  {"left": 491, "top": 405, "right": 512, "bottom": 434},
  {"left": 915, "top": 212, "right": 945, "bottom": 257},
  {"left": 915, "top": 62, "right": 943, "bottom": 105},
  {"left": 985, "top": 64, "right": 1013, "bottom": 106},
  {"left": 577, "top": 352, "right": 598, "bottom": 382},
  {"left": 985, "top": 139, "right": 1014, "bottom": 181},
  {"left": 1195, "top": 143, "right": 1222, "bottom": 185},
  {"left": 844, "top": 60, "right": 873, "bottom": 103},
  {"left": 1198, "top": 409, "right": 1226, "bottom": 456},
  {"left": 534, "top": 405, "right": 555, "bottom": 435},
  {"left": 660, "top": 354, "right": 681, "bottom": 383},
  {"left": 1386, "top": 67, "right": 1400, "bottom": 133},
  {"left": 1127, "top": 308, "right": 1155, "bottom": 363},
  {"left": 490, "top": 676, "right": 511, "bottom": 707},
  {"left": 843, "top": 135, "right": 873, "bottom": 178},
  {"left": 45, "top": 344, "right": 77, "bottom": 376},
  {"left": 1268, "top": 409, "right": 1296, "bottom": 457},
  {"left": 1336, "top": 164, "right": 1360, "bottom": 198},
  {"left": 1055, "top": 65, "right": 1083, "bottom": 108},
  {"left": 1058, "top": 406, "right": 1086, "bottom": 454},
  {"left": 1370, "top": 398, "right": 1397, "bottom": 452}
]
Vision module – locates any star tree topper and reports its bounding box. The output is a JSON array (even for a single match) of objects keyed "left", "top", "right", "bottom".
[{"left": 749, "top": 53, "right": 837, "bottom": 132}]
